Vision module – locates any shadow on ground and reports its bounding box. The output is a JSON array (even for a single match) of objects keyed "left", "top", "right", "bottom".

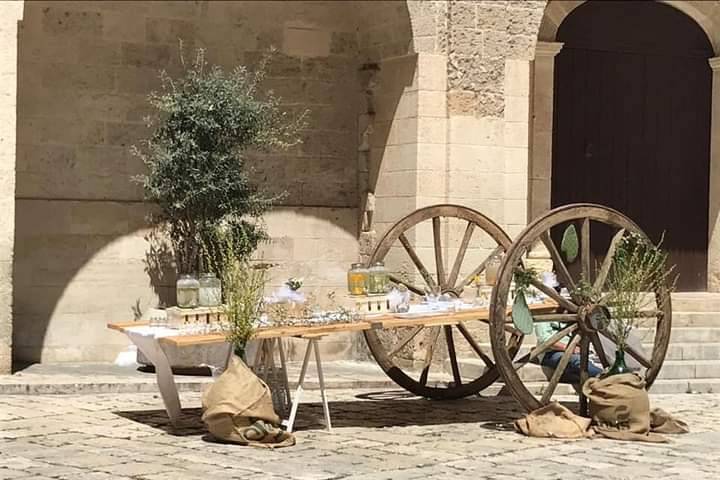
[{"left": 114, "top": 390, "right": 581, "bottom": 437}]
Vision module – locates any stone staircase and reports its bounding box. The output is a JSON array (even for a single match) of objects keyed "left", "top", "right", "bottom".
[
  {"left": 649, "top": 293, "right": 720, "bottom": 393},
  {"left": 455, "top": 293, "right": 720, "bottom": 395}
]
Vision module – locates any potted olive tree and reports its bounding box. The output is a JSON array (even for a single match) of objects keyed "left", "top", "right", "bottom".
[
  {"left": 133, "top": 47, "right": 305, "bottom": 365},
  {"left": 134, "top": 47, "right": 305, "bottom": 280}
]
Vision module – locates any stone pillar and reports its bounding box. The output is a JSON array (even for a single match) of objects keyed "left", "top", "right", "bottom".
[
  {"left": 529, "top": 41, "right": 563, "bottom": 220},
  {"left": 0, "top": 0, "right": 23, "bottom": 373},
  {"left": 707, "top": 57, "right": 720, "bottom": 291}
]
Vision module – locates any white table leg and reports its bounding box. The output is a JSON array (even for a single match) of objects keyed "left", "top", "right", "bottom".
[
  {"left": 126, "top": 332, "right": 182, "bottom": 425},
  {"left": 284, "top": 339, "right": 313, "bottom": 433},
  {"left": 312, "top": 339, "right": 332, "bottom": 432}
]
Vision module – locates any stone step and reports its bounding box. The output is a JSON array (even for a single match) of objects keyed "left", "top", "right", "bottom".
[
  {"left": 646, "top": 342, "right": 720, "bottom": 361},
  {"left": 670, "top": 312, "right": 720, "bottom": 327},
  {"left": 636, "top": 327, "right": 720, "bottom": 343},
  {"left": 457, "top": 356, "right": 720, "bottom": 383},
  {"left": 656, "top": 360, "right": 720, "bottom": 379},
  {"left": 649, "top": 378, "right": 720, "bottom": 394},
  {"left": 635, "top": 311, "right": 720, "bottom": 328},
  {"left": 456, "top": 341, "right": 720, "bottom": 363},
  {"left": 671, "top": 293, "right": 720, "bottom": 312}
]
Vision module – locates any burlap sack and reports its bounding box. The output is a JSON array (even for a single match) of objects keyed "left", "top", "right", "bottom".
[
  {"left": 515, "top": 402, "right": 593, "bottom": 439},
  {"left": 201, "top": 356, "right": 295, "bottom": 448},
  {"left": 582, "top": 373, "right": 667, "bottom": 443}
]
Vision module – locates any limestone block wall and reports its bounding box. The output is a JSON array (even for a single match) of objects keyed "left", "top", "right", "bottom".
[
  {"left": 0, "top": 0, "right": 23, "bottom": 373},
  {"left": 12, "top": 0, "right": 372, "bottom": 363}
]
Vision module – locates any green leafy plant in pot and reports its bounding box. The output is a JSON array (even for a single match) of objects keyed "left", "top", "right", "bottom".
[
  {"left": 132, "top": 46, "right": 306, "bottom": 280},
  {"left": 602, "top": 232, "right": 676, "bottom": 375},
  {"left": 222, "top": 253, "right": 267, "bottom": 359}
]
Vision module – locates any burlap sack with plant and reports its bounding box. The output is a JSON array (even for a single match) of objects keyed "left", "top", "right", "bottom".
[
  {"left": 201, "top": 356, "right": 295, "bottom": 448},
  {"left": 583, "top": 373, "right": 668, "bottom": 443}
]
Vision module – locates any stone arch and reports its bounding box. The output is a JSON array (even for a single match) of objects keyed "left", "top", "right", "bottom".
[
  {"left": 529, "top": 0, "right": 720, "bottom": 291},
  {"left": 539, "top": 1, "right": 720, "bottom": 54}
]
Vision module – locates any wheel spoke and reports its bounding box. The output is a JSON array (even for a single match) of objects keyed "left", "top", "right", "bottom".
[
  {"left": 600, "top": 330, "right": 652, "bottom": 369},
  {"left": 444, "top": 325, "right": 462, "bottom": 387},
  {"left": 399, "top": 232, "right": 438, "bottom": 292},
  {"left": 388, "top": 326, "right": 424, "bottom": 359},
  {"left": 541, "top": 332, "right": 581, "bottom": 404},
  {"left": 541, "top": 232, "right": 576, "bottom": 292},
  {"left": 458, "top": 245, "right": 504, "bottom": 290},
  {"left": 432, "top": 217, "right": 446, "bottom": 288},
  {"left": 527, "top": 313, "right": 578, "bottom": 323},
  {"left": 513, "top": 324, "right": 577, "bottom": 370},
  {"left": 388, "top": 275, "right": 425, "bottom": 296},
  {"left": 623, "top": 343, "right": 653, "bottom": 369},
  {"left": 589, "top": 332, "right": 609, "bottom": 368},
  {"left": 593, "top": 228, "right": 625, "bottom": 292},
  {"left": 456, "top": 321, "right": 495, "bottom": 368},
  {"left": 527, "top": 276, "right": 579, "bottom": 312},
  {"left": 581, "top": 217, "right": 591, "bottom": 283},
  {"left": 447, "top": 221, "right": 475, "bottom": 289},
  {"left": 419, "top": 327, "right": 441, "bottom": 385},
  {"left": 579, "top": 336, "right": 590, "bottom": 416}
]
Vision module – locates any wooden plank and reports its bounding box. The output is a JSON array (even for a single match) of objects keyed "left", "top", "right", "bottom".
[
  {"left": 107, "top": 321, "right": 148, "bottom": 331},
  {"left": 118, "top": 301, "right": 558, "bottom": 348}
]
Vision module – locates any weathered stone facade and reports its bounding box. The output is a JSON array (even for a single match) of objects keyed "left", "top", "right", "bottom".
[{"left": 1, "top": 0, "right": 719, "bottom": 370}]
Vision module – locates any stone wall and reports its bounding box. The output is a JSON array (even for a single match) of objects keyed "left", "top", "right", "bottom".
[
  {"left": 0, "top": 0, "right": 23, "bottom": 373},
  {"left": 12, "top": 0, "right": 381, "bottom": 363}
]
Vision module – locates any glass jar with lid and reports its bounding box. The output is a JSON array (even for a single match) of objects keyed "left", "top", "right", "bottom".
[
  {"left": 199, "top": 272, "right": 222, "bottom": 307},
  {"left": 485, "top": 253, "right": 502, "bottom": 286},
  {"left": 367, "top": 261, "right": 389, "bottom": 294},
  {"left": 347, "top": 263, "right": 368, "bottom": 296},
  {"left": 176, "top": 274, "right": 200, "bottom": 308}
]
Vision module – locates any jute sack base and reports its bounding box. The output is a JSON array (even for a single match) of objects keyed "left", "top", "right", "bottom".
[
  {"left": 583, "top": 373, "right": 668, "bottom": 443},
  {"left": 514, "top": 402, "right": 593, "bottom": 439},
  {"left": 202, "top": 356, "right": 295, "bottom": 448}
]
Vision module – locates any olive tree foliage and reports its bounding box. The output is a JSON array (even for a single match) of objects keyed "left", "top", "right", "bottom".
[{"left": 133, "top": 48, "right": 306, "bottom": 274}]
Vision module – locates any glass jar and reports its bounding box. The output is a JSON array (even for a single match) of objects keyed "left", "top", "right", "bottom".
[
  {"left": 367, "top": 261, "right": 388, "bottom": 294},
  {"left": 347, "top": 263, "right": 368, "bottom": 296},
  {"left": 485, "top": 253, "right": 502, "bottom": 286},
  {"left": 176, "top": 274, "right": 199, "bottom": 308},
  {"left": 199, "top": 272, "right": 222, "bottom": 307}
]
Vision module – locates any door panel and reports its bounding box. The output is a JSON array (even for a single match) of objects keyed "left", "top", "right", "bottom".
[{"left": 551, "top": 1, "right": 712, "bottom": 291}]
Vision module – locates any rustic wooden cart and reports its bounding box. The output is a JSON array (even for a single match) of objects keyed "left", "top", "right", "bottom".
[
  {"left": 364, "top": 203, "right": 672, "bottom": 414},
  {"left": 109, "top": 202, "right": 672, "bottom": 425}
]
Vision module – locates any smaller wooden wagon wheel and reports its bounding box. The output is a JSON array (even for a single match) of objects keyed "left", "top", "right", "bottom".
[
  {"left": 489, "top": 204, "right": 672, "bottom": 412},
  {"left": 363, "top": 204, "right": 520, "bottom": 399}
]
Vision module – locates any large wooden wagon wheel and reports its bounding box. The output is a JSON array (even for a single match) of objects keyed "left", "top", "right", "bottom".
[
  {"left": 364, "top": 204, "right": 519, "bottom": 399},
  {"left": 489, "top": 204, "right": 672, "bottom": 412}
]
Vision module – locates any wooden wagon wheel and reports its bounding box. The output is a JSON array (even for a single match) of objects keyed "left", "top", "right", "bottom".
[
  {"left": 489, "top": 204, "right": 672, "bottom": 412},
  {"left": 363, "top": 204, "right": 519, "bottom": 399}
]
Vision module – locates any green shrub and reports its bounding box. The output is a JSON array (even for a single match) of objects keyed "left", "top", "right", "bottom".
[{"left": 133, "top": 47, "right": 306, "bottom": 274}]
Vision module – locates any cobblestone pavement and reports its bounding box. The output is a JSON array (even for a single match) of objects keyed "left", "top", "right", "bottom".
[{"left": 1, "top": 390, "right": 719, "bottom": 480}]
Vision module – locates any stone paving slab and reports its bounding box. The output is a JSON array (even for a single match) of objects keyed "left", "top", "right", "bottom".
[{"left": 1, "top": 389, "right": 719, "bottom": 479}]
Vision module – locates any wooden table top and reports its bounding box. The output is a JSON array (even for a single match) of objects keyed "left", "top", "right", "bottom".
[{"left": 107, "top": 300, "right": 558, "bottom": 347}]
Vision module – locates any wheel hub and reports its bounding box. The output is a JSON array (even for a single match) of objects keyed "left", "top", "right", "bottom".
[{"left": 578, "top": 304, "right": 610, "bottom": 333}]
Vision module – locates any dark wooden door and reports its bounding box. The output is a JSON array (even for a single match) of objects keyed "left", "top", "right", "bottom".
[{"left": 551, "top": 1, "right": 713, "bottom": 291}]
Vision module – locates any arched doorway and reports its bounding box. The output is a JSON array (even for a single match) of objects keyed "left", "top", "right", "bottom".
[{"left": 551, "top": 1, "right": 713, "bottom": 291}]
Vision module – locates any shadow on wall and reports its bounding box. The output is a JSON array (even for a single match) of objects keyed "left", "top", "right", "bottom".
[{"left": 11, "top": 0, "right": 414, "bottom": 367}]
